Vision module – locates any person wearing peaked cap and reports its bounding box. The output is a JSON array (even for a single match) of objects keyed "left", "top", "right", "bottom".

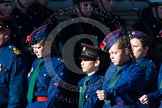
[
  {"left": 96, "top": 29, "right": 146, "bottom": 108},
  {"left": 10, "top": 0, "right": 37, "bottom": 74},
  {"left": 58, "top": 0, "right": 105, "bottom": 107},
  {"left": 91, "top": 0, "right": 126, "bottom": 32},
  {"left": 73, "top": 0, "right": 93, "bottom": 17},
  {"left": 78, "top": 43, "right": 104, "bottom": 108},
  {"left": 0, "top": 0, "right": 12, "bottom": 17},
  {"left": 0, "top": 15, "right": 28, "bottom": 107},
  {"left": 26, "top": 25, "right": 68, "bottom": 108},
  {"left": 129, "top": 30, "right": 159, "bottom": 108},
  {"left": 0, "top": 15, "right": 13, "bottom": 29}
]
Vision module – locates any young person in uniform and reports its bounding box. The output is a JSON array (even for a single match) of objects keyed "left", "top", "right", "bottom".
[
  {"left": 0, "top": 15, "right": 28, "bottom": 108},
  {"left": 26, "top": 25, "right": 67, "bottom": 108},
  {"left": 78, "top": 43, "right": 104, "bottom": 108},
  {"left": 96, "top": 29, "right": 145, "bottom": 108},
  {"left": 129, "top": 30, "right": 159, "bottom": 108}
]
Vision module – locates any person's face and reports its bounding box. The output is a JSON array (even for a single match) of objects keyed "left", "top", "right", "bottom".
[
  {"left": 109, "top": 43, "right": 128, "bottom": 66},
  {"left": 0, "top": 3, "right": 12, "bottom": 17},
  {"left": 16, "top": 0, "right": 30, "bottom": 8},
  {"left": 76, "top": 1, "right": 93, "bottom": 17},
  {"left": 0, "top": 30, "right": 9, "bottom": 46},
  {"left": 31, "top": 43, "right": 44, "bottom": 58},
  {"left": 157, "top": 5, "right": 162, "bottom": 19},
  {"left": 98, "top": 0, "right": 114, "bottom": 12},
  {"left": 130, "top": 38, "right": 148, "bottom": 60},
  {"left": 81, "top": 60, "right": 98, "bottom": 73}
]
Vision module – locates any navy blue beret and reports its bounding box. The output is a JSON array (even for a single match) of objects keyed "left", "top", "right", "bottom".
[
  {"left": 26, "top": 25, "right": 48, "bottom": 45},
  {"left": 100, "top": 29, "right": 124, "bottom": 52}
]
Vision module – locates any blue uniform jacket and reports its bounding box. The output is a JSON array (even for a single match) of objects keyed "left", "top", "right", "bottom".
[
  {"left": 136, "top": 57, "right": 159, "bottom": 108},
  {"left": 78, "top": 72, "right": 103, "bottom": 108},
  {"left": 147, "top": 64, "right": 162, "bottom": 103},
  {"left": 28, "top": 56, "right": 67, "bottom": 108},
  {"left": 102, "top": 60, "right": 145, "bottom": 106},
  {"left": 0, "top": 42, "right": 28, "bottom": 108},
  {"left": 137, "top": 56, "right": 158, "bottom": 95}
]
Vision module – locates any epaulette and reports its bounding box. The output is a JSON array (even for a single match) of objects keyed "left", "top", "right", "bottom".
[
  {"left": 9, "top": 46, "right": 21, "bottom": 55},
  {"left": 57, "top": 57, "right": 64, "bottom": 63}
]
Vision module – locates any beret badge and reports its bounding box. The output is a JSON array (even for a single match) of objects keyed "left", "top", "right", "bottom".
[
  {"left": 100, "top": 42, "right": 106, "bottom": 51},
  {"left": 26, "top": 35, "right": 32, "bottom": 44}
]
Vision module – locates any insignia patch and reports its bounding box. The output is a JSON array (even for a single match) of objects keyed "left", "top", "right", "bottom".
[
  {"left": 59, "top": 58, "right": 64, "bottom": 63},
  {"left": 13, "top": 47, "right": 21, "bottom": 55},
  {"left": 82, "top": 47, "right": 86, "bottom": 52}
]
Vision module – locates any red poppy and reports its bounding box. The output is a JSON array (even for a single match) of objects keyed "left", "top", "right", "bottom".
[
  {"left": 26, "top": 35, "right": 32, "bottom": 43},
  {"left": 100, "top": 42, "right": 106, "bottom": 51}
]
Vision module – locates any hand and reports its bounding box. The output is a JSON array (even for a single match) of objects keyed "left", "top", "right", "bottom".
[
  {"left": 96, "top": 90, "right": 107, "bottom": 100},
  {"left": 139, "top": 94, "right": 149, "bottom": 104}
]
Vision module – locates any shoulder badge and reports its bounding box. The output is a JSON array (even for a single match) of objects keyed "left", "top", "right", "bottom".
[
  {"left": 57, "top": 58, "right": 64, "bottom": 63},
  {"left": 12, "top": 47, "right": 21, "bottom": 55}
]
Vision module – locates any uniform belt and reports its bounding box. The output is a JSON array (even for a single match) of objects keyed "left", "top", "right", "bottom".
[
  {"left": 115, "top": 102, "right": 135, "bottom": 106},
  {"left": 116, "top": 102, "right": 123, "bottom": 105},
  {"left": 36, "top": 96, "right": 47, "bottom": 102}
]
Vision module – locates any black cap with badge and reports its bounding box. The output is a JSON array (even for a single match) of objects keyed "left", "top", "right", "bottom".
[
  {"left": 0, "top": 15, "right": 13, "bottom": 29},
  {"left": 79, "top": 43, "right": 101, "bottom": 61}
]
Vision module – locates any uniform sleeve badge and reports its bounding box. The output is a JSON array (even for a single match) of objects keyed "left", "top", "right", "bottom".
[{"left": 13, "top": 47, "right": 21, "bottom": 55}]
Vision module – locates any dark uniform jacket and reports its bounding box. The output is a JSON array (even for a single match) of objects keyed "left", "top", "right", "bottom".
[
  {"left": 136, "top": 56, "right": 159, "bottom": 108},
  {"left": 146, "top": 64, "right": 162, "bottom": 108},
  {"left": 27, "top": 56, "right": 67, "bottom": 108},
  {"left": 102, "top": 60, "right": 145, "bottom": 107},
  {"left": 92, "top": 6, "right": 126, "bottom": 33},
  {"left": 137, "top": 56, "right": 158, "bottom": 95},
  {"left": 78, "top": 72, "right": 104, "bottom": 108},
  {"left": 0, "top": 42, "right": 28, "bottom": 108}
]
